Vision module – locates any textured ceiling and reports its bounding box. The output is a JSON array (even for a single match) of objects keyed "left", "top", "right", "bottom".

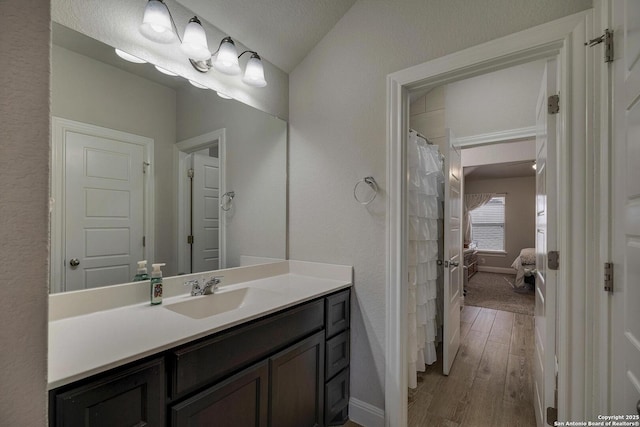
[{"left": 176, "top": 0, "right": 356, "bottom": 73}]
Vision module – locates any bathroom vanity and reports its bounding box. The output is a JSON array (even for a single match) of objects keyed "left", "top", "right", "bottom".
[{"left": 48, "top": 261, "right": 352, "bottom": 427}]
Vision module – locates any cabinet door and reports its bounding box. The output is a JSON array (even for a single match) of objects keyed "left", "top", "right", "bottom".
[
  {"left": 269, "top": 331, "right": 325, "bottom": 427},
  {"left": 53, "top": 358, "right": 164, "bottom": 427},
  {"left": 171, "top": 360, "right": 268, "bottom": 427}
]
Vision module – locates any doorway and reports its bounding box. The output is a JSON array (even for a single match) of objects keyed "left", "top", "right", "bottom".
[
  {"left": 176, "top": 128, "right": 227, "bottom": 275},
  {"left": 405, "top": 58, "right": 551, "bottom": 426},
  {"left": 386, "top": 11, "right": 597, "bottom": 427}
]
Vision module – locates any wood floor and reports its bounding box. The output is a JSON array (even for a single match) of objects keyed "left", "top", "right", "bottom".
[
  {"left": 341, "top": 306, "right": 535, "bottom": 427},
  {"left": 407, "top": 305, "right": 536, "bottom": 426}
]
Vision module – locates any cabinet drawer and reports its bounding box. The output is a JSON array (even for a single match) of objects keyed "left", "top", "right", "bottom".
[
  {"left": 171, "top": 360, "right": 268, "bottom": 427},
  {"left": 171, "top": 299, "right": 324, "bottom": 398},
  {"left": 52, "top": 357, "right": 164, "bottom": 427},
  {"left": 325, "top": 330, "right": 350, "bottom": 380},
  {"left": 325, "top": 367, "right": 349, "bottom": 426},
  {"left": 325, "top": 290, "right": 350, "bottom": 339}
]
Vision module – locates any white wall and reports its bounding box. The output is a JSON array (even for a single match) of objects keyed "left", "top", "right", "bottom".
[
  {"left": 288, "top": 0, "right": 592, "bottom": 413},
  {"left": 177, "top": 86, "right": 287, "bottom": 267},
  {"left": 410, "top": 86, "right": 448, "bottom": 153},
  {"left": 462, "top": 140, "right": 536, "bottom": 167},
  {"left": 52, "top": 0, "right": 289, "bottom": 120},
  {"left": 51, "top": 45, "right": 179, "bottom": 276},
  {"left": 0, "top": 0, "right": 49, "bottom": 424},
  {"left": 465, "top": 177, "right": 536, "bottom": 269},
  {"left": 445, "top": 60, "right": 545, "bottom": 138}
]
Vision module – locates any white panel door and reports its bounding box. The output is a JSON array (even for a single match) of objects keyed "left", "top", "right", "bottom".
[
  {"left": 65, "top": 131, "right": 144, "bottom": 291},
  {"left": 533, "top": 59, "right": 558, "bottom": 427},
  {"left": 192, "top": 152, "right": 220, "bottom": 272},
  {"left": 443, "top": 129, "right": 462, "bottom": 376},
  {"left": 611, "top": 0, "right": 640, "bottom": 417}
]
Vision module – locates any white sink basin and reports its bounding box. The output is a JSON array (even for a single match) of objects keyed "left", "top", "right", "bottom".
[{"left": 165, "top": 287, "right": 282, "bottom": 319}]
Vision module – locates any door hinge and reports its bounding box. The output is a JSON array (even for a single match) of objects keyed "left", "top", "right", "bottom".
[
  {"left": 546, "top": 407, "right": 558, "bottom": 426},
  {"left": 548, "top": 251, "right": 559, "bottom": 270},
  {"left": 548, "top": 95, "right": 560, "bottom": 115},
  {"left": 585, "top": 29, "right": 613, "bottom": 63},
  {"left": 143, "top": 236, "right": 146, "bottom": 247},
  {"left": 187, "top": 235, "right": 194, "bottom": 244},
  {"left": 187, "top": 168, "right": 194, "bottom": 179},
  {"left": 604, "top": 262, "right": 614, "bottom": 292},
  {"left": 143, "top": 161, "right": 151, "bottom": 174}
]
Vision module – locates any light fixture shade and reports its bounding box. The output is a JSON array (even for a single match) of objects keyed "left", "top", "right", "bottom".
[
  {"left": 242, "top": 53, "right": 267, "bottom": 87},
  {"left": 115, "top": 49, "right": 147, "bottom": 64},
  {"left": 212, "top": 37, "right": 241, "bottom": 75},
  {"left": 154, "top": 65, "right": 178, "bottom": 76},
  {"left": 188, "top": 79, "right": 208, "bottom": 89},
  {"left": 140, "top": 0, "right": 176, "bottom": 44},
  {"left": 216, "top": 92, "right": 233, "bottom": 99},
  {"left": 181, "top": 17, "right": 210, "bottom": 61}
]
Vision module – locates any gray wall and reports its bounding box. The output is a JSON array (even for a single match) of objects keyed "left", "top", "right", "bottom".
[
  {"left": 177, "top": 86, "right": 287, "bottom": 267},
  {"left": 465, "top": 177, "right": 536, "bottom": 269},
  {"left": 288, "top": 0, "right": 592, "bottom": 411},
  {"left": 0, "top": 0, "right": 49, "bottom": 424},
  {"left": 51, "top": 45, "right": 179, "bottom": 276}
]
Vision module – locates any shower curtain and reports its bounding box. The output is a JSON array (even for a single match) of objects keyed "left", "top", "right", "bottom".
[{"left": 407, "top": 130, "right": 444, "bottom": 389}]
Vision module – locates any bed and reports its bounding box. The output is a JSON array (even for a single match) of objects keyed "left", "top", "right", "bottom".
[{"left": 511, "top": 248, "right": 536, "bottom": 288}]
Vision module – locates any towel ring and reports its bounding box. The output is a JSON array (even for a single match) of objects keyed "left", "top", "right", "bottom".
[
  {"left": 220, "top": 191, "right": 235, "bottom": 211},
  {"left": 354, "top": 177, "right": 378, "bottom": 205}
]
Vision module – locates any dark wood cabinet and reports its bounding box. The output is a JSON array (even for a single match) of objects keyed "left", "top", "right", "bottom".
[
  {"left": 52, "top": 357, "right": 164, "bottom": 427},
  {"left": 325, "top": 368, "right": 350, "bottom": 425},
  {"left": 50, "top": 289, "right": 351, "bottom": 427},
  {"left": 269, "top": 331, "right": 325, "bottom": 427},
  {"left": 171, "top": 360, "right": 269, "bottom": 427}
]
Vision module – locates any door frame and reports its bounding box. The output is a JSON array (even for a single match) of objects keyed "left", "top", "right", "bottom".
[
  {"left": 50, "top": 117, "right": 155, "bottom": 293},
  {"left": 175, "top": 128, "right": 227, "bottom": 274},
  {"left": 385, "top": 10, "right": 599, "bottom": 426}
]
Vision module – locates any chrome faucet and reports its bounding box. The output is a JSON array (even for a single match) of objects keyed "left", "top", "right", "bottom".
[{"left": 185, "top": 276, "right": 223, "bottom": 296}]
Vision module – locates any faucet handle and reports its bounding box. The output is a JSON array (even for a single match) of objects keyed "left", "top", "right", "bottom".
[
  {"left": 205, "top": 275, "right": 223, "bottom": 288},
  {"left": 184, "top": 278, "right": 199, "bottom": 287},
  {"left": 184, "top": 279, "right": 202, "bottom": 296}
]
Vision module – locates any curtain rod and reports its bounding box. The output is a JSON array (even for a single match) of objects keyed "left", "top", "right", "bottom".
[{"left": 409, "top": 128, "right": 433, "bottom": 145}]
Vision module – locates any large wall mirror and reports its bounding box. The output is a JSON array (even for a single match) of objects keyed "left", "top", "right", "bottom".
[{"left": 50, "top": 23, "right": 287, "bottom": 293}]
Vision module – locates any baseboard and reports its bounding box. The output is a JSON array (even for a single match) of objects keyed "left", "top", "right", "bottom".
[
  {"left": 477, "top": 266, "right": 515, "bottom": 274},
  {"left": 349, "top": 398, "right": 384, "bottom": 427}
]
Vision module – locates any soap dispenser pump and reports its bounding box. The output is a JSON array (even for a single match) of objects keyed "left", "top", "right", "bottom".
[
  {"left": 150, "top": 263, "right": 166, "bottom": 305},
  {"left": 133, "top": 260, "right": 150, "bottom": 282}
]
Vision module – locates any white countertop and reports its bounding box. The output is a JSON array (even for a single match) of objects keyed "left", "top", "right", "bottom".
[{"left": 48, "top": 261, "right": 352, "bottom": 390}]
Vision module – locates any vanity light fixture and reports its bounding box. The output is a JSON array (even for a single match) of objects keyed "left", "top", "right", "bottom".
[
  {"left": 241, "top": 52, "right": 267, "bottom": 87},
  {"left": 115, "top": 49, "right": 147, "bottom": 64},
  {"left": 212, "top": 37, "right": 241, "bottom": 75},
  {"left": 154, "top": 65, "right": 178, "bottom": 76},
  {"left": 138, "top": 1, "right": 268, "bottom": 87},
  {"left": 180, "top": 17, "right": 210, "bottom": 61},
  {"left": 140, "top": 0, "right": 176, "bottom": 44}
]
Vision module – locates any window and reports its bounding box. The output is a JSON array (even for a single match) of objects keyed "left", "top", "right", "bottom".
[{"left": 470, "top": 195, "right": 505, "bottom": 251}]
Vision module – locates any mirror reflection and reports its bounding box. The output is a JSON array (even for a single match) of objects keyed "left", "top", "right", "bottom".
[{"left": 50, "top": 23, "right": 287, "bottom": 293}]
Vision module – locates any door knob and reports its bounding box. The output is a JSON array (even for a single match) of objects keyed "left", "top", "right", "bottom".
[
  {"left": 450, "top": 261, "right": 459, "bottom": 267},
  {"left": 69, "top": 258, "right": 80, "bottom": 267}
]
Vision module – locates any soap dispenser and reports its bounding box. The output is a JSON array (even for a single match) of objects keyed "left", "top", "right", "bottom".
[
  {"left": 150, "top": 263, "right": 166, "bottom": 305},
  {"left": 133, "top": 260, "right": 150, "bottom": 282}
]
